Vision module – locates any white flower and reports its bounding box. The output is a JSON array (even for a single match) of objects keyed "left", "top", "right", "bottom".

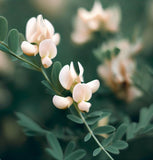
[
  {"left": 26, "top": 14, "right": 57, "bottom": 44},
  {"left": 21, "top": 14, "right": 60, "bottom": 59},
  {"left": 97, "top": 39, "right": 142, "bottom": 102},
  {"left": 71, "top": 1, "right": 121, "bottom": 44},
  {"left": 52, "top": 95, "right": 73, "bottom": 109},
  {"left": 73, "top": 82, "right": 100, "bottom": 112},
  {"left": 39, "top": 39, "right": 57, "bottom": 68},
  {"left": 59, "top": 62, "right": 84, "bottom": 90}
]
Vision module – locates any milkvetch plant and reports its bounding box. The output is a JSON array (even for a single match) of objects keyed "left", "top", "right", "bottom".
[{"left": 0, "top": 1, "right": 153, "bottom": 159}]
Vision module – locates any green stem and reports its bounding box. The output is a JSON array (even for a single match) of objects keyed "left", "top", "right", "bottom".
[
  {"left": 41, "top": 67, "right": 62, "bottom": 96},
  {"left": 73, "top": 103, "right": 114, "bottom": 160}
]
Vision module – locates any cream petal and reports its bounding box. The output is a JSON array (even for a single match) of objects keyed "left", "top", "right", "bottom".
[
  {"left": 78, "top": 101, "right": 91, "bottom": 112},
  {"left": 86, "top": 79, "right": 100, "bottom": 93},
  {"left": 52, "top": 33, "right": 60, "bottom": 45},
  {"left": 73, "top": 83, "right": 92, "bottom": 102},
  {"left": 59, "top": 65, "right": 73, "bottom": 90},
  {"left": 53, "top": 95, "right": 73, "bottom": 109},
  {"left": 70, "top": 62, "right": 78, "bottom": 80},
  {"left": 21, "top": 41, "right": 38, "bottom": 56},
  {"left": 44, "top": 19, "right": 55, "bottom": 38},
  {"left": 39, "top": 39, "right": 57, "bottom": 58},
  {"left": 26, "top": 17, "right": 37, "bottom": 42},
  {"left": 41, "top": 56, "right": 52, "bottom": 68},
  {"left": 78, "top": 62, "right": 84, "bottom": 82}
]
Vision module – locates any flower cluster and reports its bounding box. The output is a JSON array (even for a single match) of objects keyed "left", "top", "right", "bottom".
[
  {"left": 97, "top": 39, "right": 142, "bottom": 102},
  {"left": 21, "top": 15, "right": 60, "bottom": 68},
  {"left": 71, "top": 1, "right": 121, "bottom": 44},
  {"left": 53, "top": 62, "right": 100, "bottom": 112}
]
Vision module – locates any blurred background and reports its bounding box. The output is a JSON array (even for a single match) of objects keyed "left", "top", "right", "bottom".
[{"left": 0, "top": 0, "right": 153, "bottom": 160}]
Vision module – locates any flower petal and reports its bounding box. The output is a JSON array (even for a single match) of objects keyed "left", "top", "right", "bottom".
[
  {"left": 41, "top": 56, "right": 52, "bottom": 68},
  {"left": 59, "top": 65, "right": 73, "bottom": 90},
  {"left": 52, "top": 33, "right": 60, "bottom": 45},
  {"left": 26, "top": 17, "right": 37, "bottom": 42},
  {"left": 70, "top": 62, "right": 78, "bottom": 80},
  {"left": 39, "top": 39, "right": 57, "bottom": 58},
  {"left": 78, "top": 101, "right": 91, "bottom": 112},
  {"left": 44, "top": 19, "right": 55, "bottom": 38},
  {"left": 73, "top": 83, "right": 92, "bottom": 102},
  {"left": 53, "top": 95, "right": 73, "bottom": 109},
  {"left": 21, "top": 41, "right": 38, "bottom": 56},
  {"left": 86, "top": 79, "right": 100, "bottom": 93},
  {"left": 78, "top": 61, "right": 84, "bottom": 82}
]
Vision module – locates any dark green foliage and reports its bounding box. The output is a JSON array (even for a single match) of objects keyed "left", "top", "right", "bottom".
[
  {"left": 0, "top": 16, "right": 8, "bottom": 41},
  {"left": 8, "top": 29, "right": 19, "bottom": 52},
  {"left": 93, "top": 148, "right": 101, "bottom": 156},
  {"left": 67, "top": 114, "right": 83, "bottom": 124},
  {"left": 46, "top": 133, "right": 64, "bottom": 160},
  {"left": 16, "top": 112, "right": 47, "bottom": 136},
  {"left": 51, "top": 61, "right": 64, "bottom": 92},
  {"left": 93, "top": 125, "right": 116, "bottom": 135},
  {"left": 126, "top": 104, "right": 153, "bottom": 140},
  {"left": 84, "top": 133, "right": 91, "bottom": 142}
]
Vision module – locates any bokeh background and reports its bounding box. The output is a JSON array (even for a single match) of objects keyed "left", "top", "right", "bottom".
[{"left": 0, "top": 0, "right": 153, "bottom": 160}]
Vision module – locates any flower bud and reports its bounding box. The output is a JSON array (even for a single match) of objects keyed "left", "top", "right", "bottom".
[
  {"left": 52, "top": 95, "right": 73, "bottom": 109},
  {"left": 21, "top": 41, "right": 38, "bottom": 56},
  {"left": 78, "top": 101, "right": 91, "bottom": 112}
]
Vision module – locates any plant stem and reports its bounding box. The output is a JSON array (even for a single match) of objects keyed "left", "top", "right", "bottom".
[
  {"left": 41, "top": 67, "right": 62, "bottom": 96},
  {"left": 73, "top": 103, "right": 114, "bottom": 160}
]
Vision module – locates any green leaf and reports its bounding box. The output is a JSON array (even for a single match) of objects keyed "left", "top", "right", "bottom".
[
  {"left": 67, "top": 114, "right": 83, "bottom": 124},
  {"left": 105, "top": 146, "right": 119, "bottom": 155},
  {"left": 46, "top": 148, "right": 62, "bottom": 160},
  {"left": 46, "top": 133, "right": 63, "bottom": 160},
  {"left": 0, "top": 43, "right": 11, "bottom": 54},
  {"left": 41, "top": 80, "right": 55, "bottom": 93},
  {"left": 0, "top": 16, "right": 8, "bottom": 41},
  {"left": 16, "top": 112, "right": 46, "bottom": 136},
  {"left": 51, "top": 61, "right": 64, "bottom": 91},
  {"left": 112, "top": 140, "right": 128, "bottom": 150},
  {"left": 84, "top": 133, "right": 91, "bottom": 142},
  {"left": 113, "top": 123, "right": 127, "bottom": 140},
  {"left": 8, "top": 29, "right": 19, "bottom": 52},
  {"left": 126, "top": 123, "right": 137, "bottom": 140},
  {"left": 93, "top": 148, "right": 101, "bottom": 157},
  {"left": 86, "top": 116, "right": 101, "bottom": 125},
  {"left": 94, "top": 125, "right": 115, "bottom": 135},
  {"left": 102, "top": 134, "right": 114, "bottom": 147},
  {"left": 87, "top": 111, "right": 103, "bottom": 118},
  {"left": 64, "top": 141, "right": 76, "bottom": 158},
  {"left": 64, "top": 149, "right": 86, "bottom": 160}
]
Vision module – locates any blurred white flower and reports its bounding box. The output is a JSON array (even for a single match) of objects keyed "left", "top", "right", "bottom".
[
  {"left": 97, "top": 39, "right": 142, "bottom": 102},
  {"left": 21, "top": 14, "right": 60, "bottom": 68},
  {"left": 0, "top": 51, "right": 14, "bottom": 76},
  {"left": 71, "top": 1, "right": 121, "bottom": 44},
  {"left": 53, "top": 95, "right": 73, "bottom": 109},
  {"left": 59, "top": 62, "right": 84, "bottom": 90}
]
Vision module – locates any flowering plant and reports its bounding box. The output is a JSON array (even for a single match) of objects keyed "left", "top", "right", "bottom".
[{"left": 0, "top": 1, "right": 153, "bottom": 160}]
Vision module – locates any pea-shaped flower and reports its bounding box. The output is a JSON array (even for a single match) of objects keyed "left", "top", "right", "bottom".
[
  {"left": 73, "top": 80, "right": 100, "bottom": 112},
  {"left": 59, "top": 62, "right": 84, "bottom": 90},
  {"left": 21, "top": 14, "right": 60, "bottom": 57},
  {"left": 39, "top": 39, "right": 57, "bottom": 68},
  {"left": 52, "top": 95, "right": 73, "bottom": 109}
]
